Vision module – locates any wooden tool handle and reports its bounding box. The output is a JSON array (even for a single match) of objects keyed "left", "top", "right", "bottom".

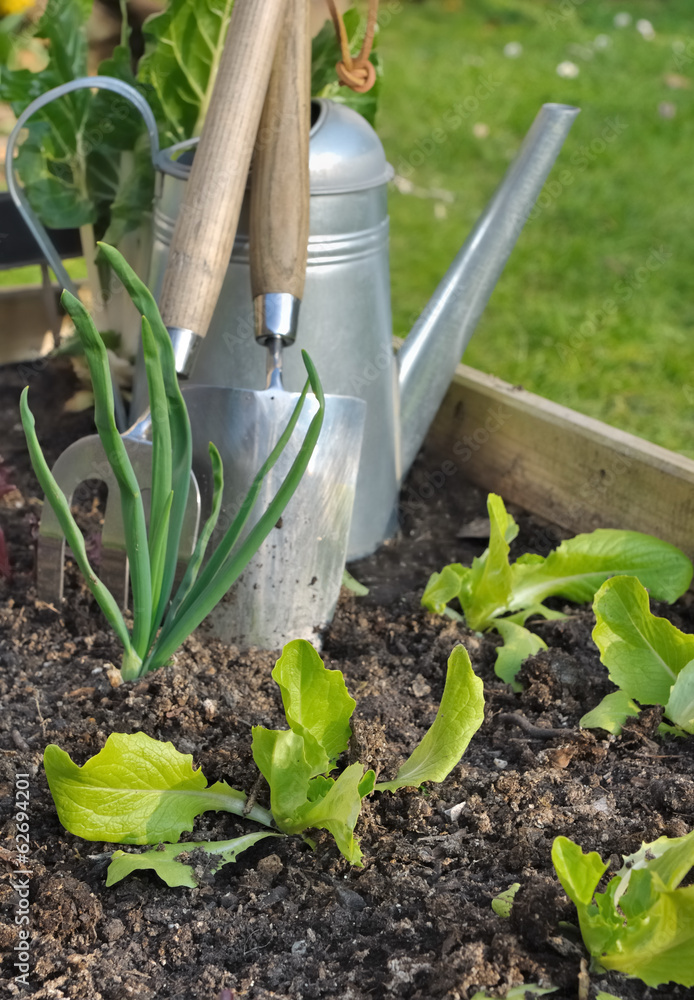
[
  {"left": 159, "top": 0, "right": 287, "bottom": 339},
  {"left": 250, "top": 0, "right": 311, "bottom": 299}
]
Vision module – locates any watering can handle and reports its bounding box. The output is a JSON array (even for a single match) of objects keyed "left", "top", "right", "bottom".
[
  {"left": 157, "top": 0, "right": 288, "bottom": 376},
  {"left": 4, "top": 77, "right": 160, "bottom": 295}
]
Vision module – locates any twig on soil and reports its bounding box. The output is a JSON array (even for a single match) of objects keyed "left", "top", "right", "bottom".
[
  {"left": 33, "top": 692, "right": 47, "bottom": 739},
  {"left": 242, "top": 773, "right": 265, "bottom": 817},
  {"left": 495, "top": 712, "right": 575, "bottom": 739},
  {"left": 34, "top": 598, "right": 61, "bottom": 614}
]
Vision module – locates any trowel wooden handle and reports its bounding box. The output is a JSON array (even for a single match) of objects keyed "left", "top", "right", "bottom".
[
  {"left": 250, "top": 0, "right": 311, "bottom": 299},
  {"left": 159, "top": 0, "right": 287, "bottom": 344}
]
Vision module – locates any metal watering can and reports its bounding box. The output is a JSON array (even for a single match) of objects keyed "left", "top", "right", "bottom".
[
  {"left": 9, "top": 79, "right": 578, "bottom": 567},
  {"left": 134, "top": 96, "right": 579, "bottom": 559}
]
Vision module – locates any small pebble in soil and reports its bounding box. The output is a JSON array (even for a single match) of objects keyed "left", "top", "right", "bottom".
[
  {"left": 444, "top": 801, "right": 465, "bottom": 822},
  {"left": 256, "top": 853, "right": 283, "bottom": 879},
  {"left": 335, "top": 886, "right": 366, "bottom": 910},
  {"left": 411, "top": 674, "right": 431, "bottom": 697}
]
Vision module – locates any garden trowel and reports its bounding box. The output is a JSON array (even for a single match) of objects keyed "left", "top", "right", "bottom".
[
  {"left": 184, "top": 0, "right": 365, "bottom": 648},
  {"left": 37, "top": 0, "right": 365, "bottom": 649}
]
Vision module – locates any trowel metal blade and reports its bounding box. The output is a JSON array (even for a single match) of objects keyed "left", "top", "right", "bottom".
[{"left": 183, "top": 383, "right": 366, "bottom": 650}]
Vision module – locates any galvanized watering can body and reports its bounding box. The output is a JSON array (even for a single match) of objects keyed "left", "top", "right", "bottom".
[
  {"left": 136, "top": 98, "right": 579, "bottom": 560},
  {"left": 135, "top": 99, "right": 399, "bottom": 559}
]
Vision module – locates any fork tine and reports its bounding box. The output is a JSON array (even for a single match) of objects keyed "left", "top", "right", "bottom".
[{"left": 37, "top": 433, "right": 200, "bottom": 611}]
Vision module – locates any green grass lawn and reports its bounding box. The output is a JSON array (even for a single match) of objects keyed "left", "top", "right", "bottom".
[
  {"left": 378, "top": 0, "right": 694, "bottom": 457},
  {"left": 0, "top": 258, "right": 86, "bottom": 288},
  {"left": 3, "top": 0, "right": 692, "bottom": 458}
]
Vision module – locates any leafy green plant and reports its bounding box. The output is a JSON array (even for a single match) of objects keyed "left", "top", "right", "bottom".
[
  {"left": 43, "top": 639, "right": 485, "bottom": 885},
  {"left": 20, "top": 244, "right": 324, "bottom": 680},
  {"left": 0, "top": 1, "right": 379, "bottom": 356},
  {"left": 491, "top": 882, "right": 521, "bottom": 918},
  {"left": 580, "top": 575, "right": 694, "bottom": 736},
  {"left": 0, "top": 0, "right": 380, "bottom": 268},
  {"left": 422, "top": 494, "right": 693, "bottom": 689},
  {"left": 552, "top": 832, "right": 694, "bottom": 988},
  {"left": 311, "top": 7, "right": 382, "bottom": 126}
]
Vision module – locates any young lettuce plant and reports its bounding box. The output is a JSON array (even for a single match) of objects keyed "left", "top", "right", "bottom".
[
  {"left": 43, "top": 639, "right": 484, "bottom": 886},
  {"left": 422, "top": 494, "right": 693, "bottom": 689},
  {"left": 580, "top": 574, "right": 694, "bottom": 736},
  {"left": 20, "top": 244, "right": 324, "bottom": 681},
  {"left": 552, "top": 831, "right": 694, "bottom": 988}
]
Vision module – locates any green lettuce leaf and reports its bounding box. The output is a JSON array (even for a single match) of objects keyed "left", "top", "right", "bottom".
[
  {"left": 375, "top": 644, "right": 484, "bottom": 792},
  {"left": 551, "top": 836, "right": 615, "bottom": 959},
  {"left": 580, "top": 689, "right": 641, "bottom": 735},
  {"left": 293, "top": 762, "right": 374, "bottom": 865},
  {"left": 251, "top": 640, "right": 372, "bottom": 863},
  {"left": 251, "top": 727, "right": 319, "bottom": 827},
  {"left": 106, "top": 831, "right": 281, "bottom": 887},
  {"left": 493, "top": 619, "right": 547, "bottom": 690},
  {"left": 272, "top": 639, "right": 355, "bottom": 766},
  {"left": 491, "top": 882, "right": 521, "bottom": 918},
  {"left": 553, "top": 832, "right": 694, "bottom": 988},
  {"left": 459, "top": 493, "right": 518, "bottom": 631},
  {"left": 512, "top": 531, "right": 693, "bottom": 613},
  {"left": 44, "top": 731, "right": 269, "bottom": 844},
  {"left": 422, "top": 563, "right": 467, "bottom": 619},
  {"left": 665, "top": 660, "right": 694, "bottom": 733},
  {"left": 46, "top": 637, "right": 484, "bottom": 873},
  {"left": 423, "top": 494, "right": 692, "bottom": 691},
  {"left": 591, "top": 575, "right": 694, "bottom": 728}
]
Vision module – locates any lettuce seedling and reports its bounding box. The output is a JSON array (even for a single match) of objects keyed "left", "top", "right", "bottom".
[
  {"left": 422, "top": 494, "right": 692, "bottom": 689},
  {"left": 552, "top": 832, "right": 694, "bottom": 988},
  {"left": 491, "top": 882, "right": 521, "bottom": 918},
  {"left": 44, "top": 639, "right": 484, "bottom": 885},
  {"left": 20, "top": 244, "right": 324, "bottom": 681},
  {"left": 580, "top": 574, "right": 694, "bottom": 736}
]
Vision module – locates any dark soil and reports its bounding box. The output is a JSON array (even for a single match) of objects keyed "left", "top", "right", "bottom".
[{"left": 1, "top": 358, "right": 693, "bottom": 1000}]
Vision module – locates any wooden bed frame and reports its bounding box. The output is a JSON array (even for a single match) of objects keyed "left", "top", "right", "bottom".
[{"left": 430, "top": 363, "right": 694, "bottom": 560}]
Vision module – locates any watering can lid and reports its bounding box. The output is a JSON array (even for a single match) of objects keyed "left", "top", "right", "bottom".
[
  {"left": 157, "top": 99, "right": 393, "bottom": 194},
  {"left": 309, "top": 99, "right": 393, "bottom": 194}
]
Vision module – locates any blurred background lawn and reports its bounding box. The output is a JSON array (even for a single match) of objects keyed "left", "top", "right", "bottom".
[
  {"left": 378, "top": 0, "right": 694, "bottom": 457},
  {"left": 2, "top": 0, "right": 693, "bottom": 457}
]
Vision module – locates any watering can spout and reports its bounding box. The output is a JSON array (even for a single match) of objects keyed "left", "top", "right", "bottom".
[{"left": 397, "top": 102, "right": 580, "bottom": 478}]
